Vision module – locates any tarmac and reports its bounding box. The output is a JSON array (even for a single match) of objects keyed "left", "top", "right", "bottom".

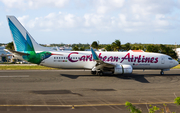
[{"left": 0, "top": 69, "right": 180, "bottom": 113}]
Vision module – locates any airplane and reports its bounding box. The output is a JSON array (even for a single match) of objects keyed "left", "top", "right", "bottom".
[{"left": 5, "top": 16, "right": 179, "bottom": 75}]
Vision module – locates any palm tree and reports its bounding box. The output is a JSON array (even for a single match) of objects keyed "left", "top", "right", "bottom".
[
  {"left": 5, "top": 41, "right": 15, "bottom": 50},
  {"left": 111, "top": 40, "right": 121, "bottom": 51},
  {"left": 91, "top": 41, "right": 99, "bottom": 49}
]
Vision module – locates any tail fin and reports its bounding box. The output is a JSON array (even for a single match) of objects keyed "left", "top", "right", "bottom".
[{"left": 7, "top": 16, "right": 51, "bottom": 53}]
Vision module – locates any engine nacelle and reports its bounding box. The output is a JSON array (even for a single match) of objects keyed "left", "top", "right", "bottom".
[{"left": 114, "top": 64, "right": 133, "bottom": 74}]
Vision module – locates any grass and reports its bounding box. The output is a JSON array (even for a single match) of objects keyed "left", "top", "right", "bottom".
[
  {"left": 0, "top": 65, "right": 58, "bottom": 70},
  {"left": 172, "top": 64, "right": 180, "bottom": 69},
  {"left": 0, "top": 64, "right": 179, "bottom": 70}
]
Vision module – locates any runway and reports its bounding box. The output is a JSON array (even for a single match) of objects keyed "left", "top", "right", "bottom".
[{"left": 0, "top": 69, "right": 180, "bottom": 113}]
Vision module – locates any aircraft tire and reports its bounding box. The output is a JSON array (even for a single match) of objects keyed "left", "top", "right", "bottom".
[
  {"left": 91, "top": 71, "right": 96, "bottom": 75},
  {"left": 160, "top": 70, "right": 164, "bottom": 75},
  {"left": 97, "top": 71, "right": 103, "bottom": 76}
]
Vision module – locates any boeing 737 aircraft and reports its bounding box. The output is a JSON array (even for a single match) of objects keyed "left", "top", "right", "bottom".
[{"left": 5, "top": 16, "right": 179, "bottom": 75}]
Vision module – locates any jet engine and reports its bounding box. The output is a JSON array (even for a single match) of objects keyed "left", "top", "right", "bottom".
[{"left": 114, "top": 64, "right": 133, "bottom": 74}]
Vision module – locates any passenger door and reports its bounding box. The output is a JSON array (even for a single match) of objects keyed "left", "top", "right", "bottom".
[{"left": 161, "top": 56, "right": 165, "bottom": 64}]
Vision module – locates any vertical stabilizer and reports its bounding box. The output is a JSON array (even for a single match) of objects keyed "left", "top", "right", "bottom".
[{"left": 7, "top": 16, "right": 51, "bottom": 52}]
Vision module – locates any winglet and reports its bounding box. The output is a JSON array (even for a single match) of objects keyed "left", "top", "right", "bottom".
[{"left": 90, "top": 47, "right": 100, "bottom": 61}]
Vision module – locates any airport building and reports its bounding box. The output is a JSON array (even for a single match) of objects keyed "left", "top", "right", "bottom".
[
  {"left": 46, "top": 46, "right": 72, "bottom": 51},
  {"left": 59, "top": 46, "right": 72, "bottom": 51},
  {"left": 0, "top": 46, "right": 11, "bottom": 62},
  {"left": 175, "top": 48, "right": 180, "bottom": 61}
]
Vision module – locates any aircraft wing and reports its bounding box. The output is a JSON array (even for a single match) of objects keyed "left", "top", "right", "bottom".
[
  {"left": 90, "top": 47, "right": 115, "bottom": 70},
  {"left": 4, "top": 49, "right": 29, "bottom": 56}
]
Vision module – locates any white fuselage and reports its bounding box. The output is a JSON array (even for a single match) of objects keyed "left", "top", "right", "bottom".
[
  {"left": 39, "top": 51, "right": 178, "bottom": 70},
  {"left": 7, "top": 16, "right": 179, "bottom": 74}
]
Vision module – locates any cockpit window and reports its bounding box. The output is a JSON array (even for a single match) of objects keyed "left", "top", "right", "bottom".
[{"left": 168, "top": 57, "right": 173, "bottom": 60}]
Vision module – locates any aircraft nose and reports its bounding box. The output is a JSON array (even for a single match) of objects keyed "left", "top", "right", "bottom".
[{"left": 174, "top": 60, "right": 179, "bottom": 66}]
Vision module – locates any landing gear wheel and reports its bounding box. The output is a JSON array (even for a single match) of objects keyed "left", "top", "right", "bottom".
[
  {"left": 160, "top": 70, "right": 164, "bottom": 75},
  {"left": 91, "top": 71, "right": 96, "bottom": 75},
  {"left": 97, "top": 71, "right": 103, "bottom": 76}
]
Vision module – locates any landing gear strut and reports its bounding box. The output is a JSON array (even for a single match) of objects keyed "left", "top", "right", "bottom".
[{"left": 160, "top": 70, "right": 164, "bottom": 75}]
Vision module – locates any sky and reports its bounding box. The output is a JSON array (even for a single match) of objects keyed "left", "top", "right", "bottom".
[{"left": 1, "top": 0, "right": 180, "bottom": 45}]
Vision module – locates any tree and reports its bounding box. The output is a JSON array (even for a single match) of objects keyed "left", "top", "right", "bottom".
[
  {"left": 138, "top": 45, "right": 144, "bottom": 50},
  {"left": 160, "top": 45, "right": 177, "bottom": 59},
  {"left": 145, "top": 44, "right": 177, "bottom": 59},
  {"left": 159, "top": 44, "right": 177, "bottom": 59},
  {"left": 111, "top": 40, "right": 121, "bottom": 51},
  {"left": 125, "top": 101, "right": 142, "bottom": 113},
  {"left": 105, "top": 45, "right": 112, "bottom": 51},
  {"left": 124, "top": 43, "right": 131, "bottom": 51},
  {"left": 91, "top": 41, "right": 99, "bottom": 49},
  {"left": 174, "top": 97, "right": 180, "bottom": 106},
  {"left": 72, "top": 46, "right": 79, "bottom": 51},
  {"left": 159, "top": 44, "right": 166, "bottom": 53},
  {"left": 131, "top": 46, "right": 139, "bottom": 50},
  {"left": 114, "top": 40, "right": 121, "bottom": 51},
  {"left": 146, "top": 45, "right": 159, "bottom": 53},
  {"left": 5, "top": 41, "right": 14, "bottom": 50},
  {"left": 125, "top": 99, "right": 180, "bottom": 113},
  {"left": 111, "top": 42, "right": 117, "bottom": 51},
  {"left": 79, "top": 46, "right": 85, "bottom": 51}
]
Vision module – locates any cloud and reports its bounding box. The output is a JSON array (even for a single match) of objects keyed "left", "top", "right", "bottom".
[
  {"left": 92, "top": 0, "right": 125, "bottom": 14},
  {"left": 3, "top": 0, "right": 180, "bottom": 33},
  {"left": 114, "top": 0, "right": 178, "bottom": 32},
  {"left": 0, "top": 0, "right": 26, "bottom": 9},
  {"left": 25, "top": 12, "right": 81, "bottom": 31},
  {"left": 82, "top": 0, "right": 178, "bottom": 32},
  {"left": 129, "top": 0, "right": 175, "bottom": 15},
  {"left": 0, "top": 21, "right": 3, "bottom": 28},
  {"left": 0, "top": 0, "right": 69, "bottom": 10},
  {"left": 153, "top": 14, "right": 170, "bottom": 31},
  {"left": 27, "top": 0, "right": 69, "bottom": 9},
  {"left": 22, "top": 12, "right": 113, "bottom": 32},
  {"left": 17, "top": 15, "right": 29, "bottom": 26},
  {"left": 84, "top": 14, "right": 104, "bottom": 27}
]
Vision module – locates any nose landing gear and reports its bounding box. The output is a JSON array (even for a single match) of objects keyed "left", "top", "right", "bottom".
[{"left": 160, "top": 70, "right": 164, "bottom": 75}]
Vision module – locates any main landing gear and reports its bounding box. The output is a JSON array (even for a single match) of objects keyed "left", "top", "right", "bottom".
[
  {"left": 97, "top": 71, "right": 103, "bottom": 75},
  {"left": 91, "top": 71, "right": 96, "bottom": 75},
  {"left": 91, "top": 71, "right": 104, "bottom": 75}
]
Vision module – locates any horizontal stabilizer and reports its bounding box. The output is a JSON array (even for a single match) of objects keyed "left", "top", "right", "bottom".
[{"left": 4, "top": 49, "right": 29, "bottom": 56}]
